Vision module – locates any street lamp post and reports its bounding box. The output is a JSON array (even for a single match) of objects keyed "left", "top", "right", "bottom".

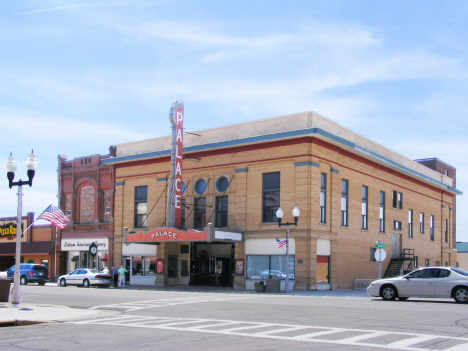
[
  {"left": 5, "top": 151, "right": 38, "bottom": 305},
  {"left": 275, "top": 206, "right": 300, "bottom": 293}
]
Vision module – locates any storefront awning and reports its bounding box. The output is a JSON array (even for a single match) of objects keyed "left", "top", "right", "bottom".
[
  {"left": 0, "top": 242, "right": 55, "bottom": 256},
  {"left": 125, "top": 223, "right": 243, "bottom": 244}
]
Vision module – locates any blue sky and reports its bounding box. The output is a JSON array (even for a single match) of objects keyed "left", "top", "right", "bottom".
[{"left": 1, "top": 1, "right": 467, "bottom": 241}]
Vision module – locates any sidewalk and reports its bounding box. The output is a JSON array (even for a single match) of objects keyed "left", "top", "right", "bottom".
[
  {"left": 0, "top": 302, "right": 111, "bottom": 325},
  {"left": 0, "top": 284, "right": 369, "bottom": 326}
]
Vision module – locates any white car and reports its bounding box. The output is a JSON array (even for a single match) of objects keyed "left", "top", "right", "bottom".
[
  {"left": 367, "top": 267, "right": 468, "bottom": 303},
  {"left": 57, "top": 269, "right": 113, "bottom": 288}
]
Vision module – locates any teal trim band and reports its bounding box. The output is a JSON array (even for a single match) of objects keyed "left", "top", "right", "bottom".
[
  {"left": 331, "top": 168, "right": 340, "bottom": 173},
  {"left": 115, "top": 182, "right": 124, "bottom": 186},
  {"left": 295, "top": 161, "right": 320, "bottom": 167},
  {"left": 101, "top": 126, "right": 463, "bottom": 195},
  {"left": 156, "top": 178, "right": 167, "bottom": 182},
  {"left": 235, "top": 168, "right": 248, "bottom": 173}
]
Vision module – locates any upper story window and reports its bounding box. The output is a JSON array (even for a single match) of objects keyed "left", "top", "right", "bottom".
[
  {"left": 79, "top": 185, "right": 95, "bottom": 224},
  {"left": 194, "top": 179, "right": 207, "bottom": 194},
  {"left": 341, "top": 179, "right": 348, "bottom": 227},
  {"left": 320, "top": 173, "right": 326, "bottom": 223},
  {"left": 430, "top": 215, "right": 434, "bottom": 241},
  {"left": 194, "top": 197, "right": 206, "bottom": 228},
  {"left": 445, "top": 219, "right": 448, "bottom": 243},
  {"left": 215, "top": 196, "right": 228, "bottom": 227},
  {"left": 379, "top": 191, "right": 385, "bottom": 233},
  {"left": 262, "top": 172, "right": 280, "bottom": 222},
  {"left": 134, "top": 186, "right": 147, "bottom": 228},
  {"left": 420, "top": 212, "right": 425, "bottom": 233},
  {"left": 394, "top": 220, "right": 402, "bottom": 230},
  {"left": 362, "top": 186, "right": 368, "bottom": 230},
  {"left": 216, "top": 176, "right": 229, "bottom": 193},
  {"left": 392, "top": 191, "right": 403, "bottom": 209},
  {"left": 181, "top": 199, "right": 186, "bottom": 228},
  {"left": 408, "top": 209, "right": 413, "bottom": 238}
]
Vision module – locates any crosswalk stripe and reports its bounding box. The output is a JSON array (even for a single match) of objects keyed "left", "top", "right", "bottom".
[
  {"left": 71, "top": 315, "right": 468, "bottom": 351},
  {"left": 386, "top": 335, "right": 439, "bottom": 348}
]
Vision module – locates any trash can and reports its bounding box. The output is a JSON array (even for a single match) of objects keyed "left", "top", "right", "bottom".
[
  {"left": 265, "top": 274, "right": 281, "bottom": 293},
  {"left": 0, "top": 279, "right": 11, "bottom": 302}
]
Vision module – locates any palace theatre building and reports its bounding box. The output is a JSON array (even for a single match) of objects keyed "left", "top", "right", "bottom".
[{"left": 104, "top": 112, "right": 461, "bottom": 290}]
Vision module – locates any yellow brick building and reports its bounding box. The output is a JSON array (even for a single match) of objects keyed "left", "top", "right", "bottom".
[{"left": 103, "top": 112, "right": 461, "bottom": 290}]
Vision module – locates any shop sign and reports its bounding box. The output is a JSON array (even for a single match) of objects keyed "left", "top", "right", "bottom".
[
  {"left": 61, "top": 238, "right": 109, "bottom": 251},
  {"left": 0, "top": 222, "right": 21, "bottom": 240},
  {"left": 156, "top": 259, "right": 164, "bottom": 274},
  {"left": 168, "top": 101, "right": 184, "bottom": 229},
  {"left": 126, "top": 227, "right": 207, "bottom": 243}
]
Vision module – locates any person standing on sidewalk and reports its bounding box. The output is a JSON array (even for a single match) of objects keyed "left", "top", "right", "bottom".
[
  {"left": 118, "top": 265, "right": 127, "bottom": 288},
  {"left": 112, "top": 266, "right": 118, "bottom": 288}
]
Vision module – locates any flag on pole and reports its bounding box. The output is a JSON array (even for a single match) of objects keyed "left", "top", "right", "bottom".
[
  {"left": 37, "top": 205, "right": 69, "bottom": 229},
  {"left": 275, "top": 236, "right": 286, "bottom": 248}
]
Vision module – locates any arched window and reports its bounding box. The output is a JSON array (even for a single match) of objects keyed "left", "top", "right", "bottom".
[{"left": 79, "top": 186, "right": 95, "bottom": 224}]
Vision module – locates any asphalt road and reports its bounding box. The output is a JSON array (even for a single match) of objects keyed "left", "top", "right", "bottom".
[{"left": 1, "top": 284, "right": 468, "bottom": 351}]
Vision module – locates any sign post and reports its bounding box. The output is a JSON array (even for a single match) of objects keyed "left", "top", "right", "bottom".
[{"left": 374, "top": 241, "right": 387, "bottom": 279}]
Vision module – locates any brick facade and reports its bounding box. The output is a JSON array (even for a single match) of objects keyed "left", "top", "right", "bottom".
[
  {"left": 104, "top": 112, "right": 460, "bottom": 290},
  {"left": 57, "top": 149, "right": 115, "bottom": 275}
]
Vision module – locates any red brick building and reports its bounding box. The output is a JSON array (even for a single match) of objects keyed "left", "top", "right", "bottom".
[{"left": 56, "top": 148, "right": 115, "bottom": 276}]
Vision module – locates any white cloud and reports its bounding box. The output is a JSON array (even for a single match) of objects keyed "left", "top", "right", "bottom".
[{"left": 16, "top": 2, "right": 131, "bottom": 16}]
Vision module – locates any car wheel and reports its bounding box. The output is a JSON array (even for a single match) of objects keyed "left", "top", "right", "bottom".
[
  {"left": 454, "top": 287, "right": 468, "bottom": 304},
  {"left": 381, "top": 285, "right": 397, "bottom": 301},
  {"left": 38, "top": 281, "right": 46, "bottom": 286},
  {"left": 20, "top": 276, "right": 28, "bottom": 285},
  {"left": 60, "top": 279, "right": 67, "bottom": 287},
  {"left": 83, "top": 279, "right": 90, "bottom": 288},
  {"left": 397, "top": 297, "right": 409, "bottom": 301}
]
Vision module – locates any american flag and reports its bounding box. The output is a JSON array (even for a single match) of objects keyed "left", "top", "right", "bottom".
[
  {"left": 37, "top": 205, "right": 69, "bottom": 229},
  {"left": 276, "top": 236, "right": 286, "bottom": 248}
]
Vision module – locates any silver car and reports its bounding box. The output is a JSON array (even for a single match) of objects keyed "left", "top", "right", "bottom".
[
  {"left": 57, "top": 269, "right": 112, "bottom": 288},
  {"left": 367, "top": 267, "right": 468, "bottom": 303}
]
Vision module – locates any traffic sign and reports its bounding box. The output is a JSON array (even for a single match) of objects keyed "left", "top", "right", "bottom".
[
  {"left": 374, "top": 241, "right": 386, "bottom": 248},
  {"left": 374, "top": 248, "right": 386, "bottom": 262}
]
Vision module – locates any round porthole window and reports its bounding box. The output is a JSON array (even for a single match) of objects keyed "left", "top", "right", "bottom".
[
  {"left": 216, "top": 176, "right": 229, "bottom": 192},
  {"left": 194, "top": 179, "right": 206, "bottom": 194}
]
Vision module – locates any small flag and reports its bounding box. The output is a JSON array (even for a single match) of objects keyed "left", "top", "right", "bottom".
[
  {"left": 276, "top": 236, "right": 286, "bottom": 248},
  {"left": 38, "top": 205, "right": 69, "bottom": 229}
]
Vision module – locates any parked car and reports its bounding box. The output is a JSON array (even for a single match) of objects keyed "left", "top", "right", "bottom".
[
  {"left": 6, "top": 264, "right": 49, "bottom": 286},
  {"left": 259, "top": 270, "right": 294, "bottom": 280},
  {"left": 57, "top": 269, "right": 113, "bottom": 288},
  {"left": 367, "top": 267, "right": 468, "bottom": 303}
]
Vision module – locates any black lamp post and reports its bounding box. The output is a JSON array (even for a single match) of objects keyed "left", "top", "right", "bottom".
[
  {"left": 276, "top": 206, "right": 300, "bottom": 293},
  {"left": 5, "top": 150, "right": 38, "bottom": 304}
]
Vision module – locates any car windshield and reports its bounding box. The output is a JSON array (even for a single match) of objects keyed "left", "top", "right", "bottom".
[{"left": 452, "top": 268, "right": 468, "bottom": 276}]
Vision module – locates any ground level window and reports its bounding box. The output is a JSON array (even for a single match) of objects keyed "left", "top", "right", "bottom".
[
  {"left": 131, "top": 256, "right": 156, "bottom": 276},
  {"left": 317, "top": 256, "right": 329, "bottom": 284},
  {"left": 246, "top": 255, "right": 295, "bottom": 280}
]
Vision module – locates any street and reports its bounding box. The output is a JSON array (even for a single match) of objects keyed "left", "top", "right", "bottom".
[{"left": 1, "top": 285, "right": 468, "bottom": 350}]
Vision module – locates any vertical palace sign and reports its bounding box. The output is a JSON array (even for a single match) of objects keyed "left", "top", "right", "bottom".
[{"left": 167, "top": 101, "right": 184, "bottom": 229}]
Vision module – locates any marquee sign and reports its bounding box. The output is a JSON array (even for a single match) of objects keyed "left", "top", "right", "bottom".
[
  {"left": 126, "top": 227, "right": 208, "bottom": 243},
  {"left": 172, "top": 102, "right": 184, "bottom": 229}
]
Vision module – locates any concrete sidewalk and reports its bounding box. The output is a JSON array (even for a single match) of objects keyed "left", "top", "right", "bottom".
[{"left": 0, "top": 303, "right": 110, "bottom": 325}]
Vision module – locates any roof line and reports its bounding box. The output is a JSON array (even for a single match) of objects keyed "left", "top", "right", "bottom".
[{"left": 102, "top": 127, "right": 462, "bottom": 195}]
